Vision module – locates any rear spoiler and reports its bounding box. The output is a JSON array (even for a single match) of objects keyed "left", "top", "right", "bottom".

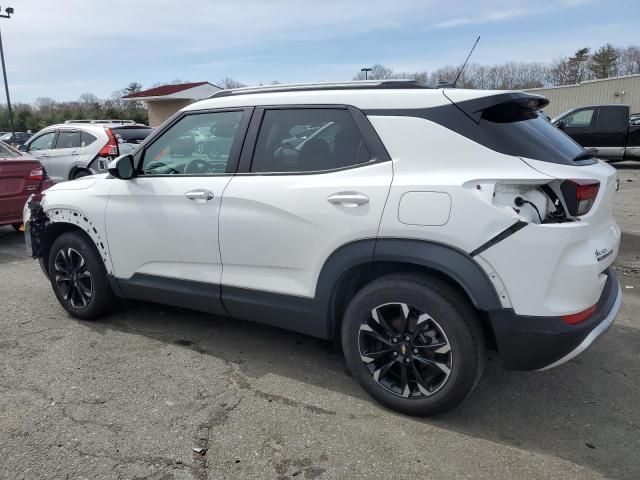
[{"left": 443, "top": 91, "right": 549, "bottom": 124}]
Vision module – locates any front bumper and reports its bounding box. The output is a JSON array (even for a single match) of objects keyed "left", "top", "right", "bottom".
[{"left": 489, "top": 269, "right": 621, "bottom": 371}]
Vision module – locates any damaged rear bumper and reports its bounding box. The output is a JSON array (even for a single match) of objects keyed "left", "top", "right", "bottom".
[{"left": 489, "top": 269, "right": 621, "bottom": 371}]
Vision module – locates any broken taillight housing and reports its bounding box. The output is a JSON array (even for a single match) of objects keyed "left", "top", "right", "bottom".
[{"left": 560, "top": 179, "right": 600, "bottom": 216}]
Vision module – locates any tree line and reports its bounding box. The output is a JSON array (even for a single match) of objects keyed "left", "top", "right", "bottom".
[
  {"left": 1, "top": 43, "right": 638, "bottom": 132},
  {"left": 353, "top": 44, "right": 640, "bottom": 90}
]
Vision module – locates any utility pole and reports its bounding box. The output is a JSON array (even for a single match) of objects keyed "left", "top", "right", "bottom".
[
  {"left": 361, "top": 67, "right": 372, "bottom": 80},
  {"left": 0, "top": 6, "right": 14, "bottom": 142}
]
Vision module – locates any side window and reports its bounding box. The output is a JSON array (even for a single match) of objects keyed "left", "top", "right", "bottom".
[
  {"left": 81, "top": 131, "right": 97, "bottom": 147},
  {"left": 55, "top": 131, "right": 82, "bottom": 149},
  {"left": 142, "top": 111, "right": 243, "bottom": 175},
  {"left": 28, "top": 132, "right": 56, "bottom": 151},
  {"left": 595, "top": 106, "right": 628, "bottom": 132},
  {"left": 564, "top": 108, "right": 595, "bottom": 128},
  {"left": 251, "top": 108, "right": 371, "bottom": 173}
]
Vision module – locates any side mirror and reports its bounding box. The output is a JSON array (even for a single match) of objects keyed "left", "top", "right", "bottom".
[
  {"left": 555, "top": 120, "right": 566, "bottom": 130},
  {"left": 108, "top": 154, "right": 136, "bottom": 180},
  {"left": 17, "top": 144, "right": 27, "bottom": 152}
]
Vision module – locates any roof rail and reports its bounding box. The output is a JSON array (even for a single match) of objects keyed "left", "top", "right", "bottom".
[
  {"left": 64, "top": 119, "right": 137, "bottom": 124},
  {"left": 209, "top": 80, "right": 432, "bottom": 98}
]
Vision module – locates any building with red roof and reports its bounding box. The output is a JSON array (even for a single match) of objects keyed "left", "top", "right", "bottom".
[{"left": 123, "top": 81, "right": 222, "bottom": 127}]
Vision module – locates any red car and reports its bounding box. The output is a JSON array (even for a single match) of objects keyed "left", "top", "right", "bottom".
[{"left": 0, "top": 141, "right": 52, "bottom": 231}]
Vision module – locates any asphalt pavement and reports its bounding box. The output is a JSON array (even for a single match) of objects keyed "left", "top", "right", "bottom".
[{"left": 1, "top": 164, "right": 639, "bottom": 479}]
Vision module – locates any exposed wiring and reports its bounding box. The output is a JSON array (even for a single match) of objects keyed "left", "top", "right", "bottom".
[{"left": 514, "top": 196, "right": 543, "bottom": 223}]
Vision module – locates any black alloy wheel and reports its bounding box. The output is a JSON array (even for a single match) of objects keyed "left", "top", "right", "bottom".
[{"left": 359, "top": 302, "right": 452, "bottom": 398}]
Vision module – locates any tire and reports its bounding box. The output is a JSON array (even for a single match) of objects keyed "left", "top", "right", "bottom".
[
  {"left": 341, "top": 273, "right": 485, "bottom": 416},
  {"left": 48, "top": 231, "right": 116, "bottom": 320}
]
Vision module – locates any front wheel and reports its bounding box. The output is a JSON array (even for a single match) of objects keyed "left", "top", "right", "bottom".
[
  {"left": 48, "top": 231, "right": 116, "bottom": 320},
  {"left": 341, "top": 273, "right": 485, "bottom": 416}
]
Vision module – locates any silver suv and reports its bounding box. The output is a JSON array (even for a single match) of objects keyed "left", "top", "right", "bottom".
[{"left": 20, "top": 122, "right": 153, "bottom": 183}]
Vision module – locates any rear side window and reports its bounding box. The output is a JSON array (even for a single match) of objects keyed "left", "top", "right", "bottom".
[
  {"left": 251, "top": 108, "right": 371, "bottom": 173},
  {"left": 55, "top": 131, "right": 81, "bottom": 149},
  {"left": 477, "top": 109, "right": 586, "bottom": 164},
  {"left": 595, "top": 106, "right": 629, "bottom": 132},
  {"left": 112, "top": 127, "right": 153, "bottom": 144},
  {"left": 81, "top": 131, "right": 97, "bottom": 147},
  {"left": 0, "top": 142, "right": 19, "bottom": 157}
]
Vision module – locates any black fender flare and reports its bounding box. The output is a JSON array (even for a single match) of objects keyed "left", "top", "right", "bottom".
[{"left": 315, "top": 238, "right": 502, "bottom": 338}]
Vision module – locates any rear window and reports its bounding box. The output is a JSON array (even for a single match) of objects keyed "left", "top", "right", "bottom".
[
  {"left": 112, "top": 127, "right": 153, "bottom": 144},
  {"left": 478, "top": 104, "right": 587, "bottom": 164},
  {"left": 0, "top": 142, "right": 19, "bottom": 157}
]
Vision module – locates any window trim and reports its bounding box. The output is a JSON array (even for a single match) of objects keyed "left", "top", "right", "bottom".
[
  {"left": 236, "top": 104, "right": 391, "bottom": 176},
  {"left": 134, "top": 107, "right": 254, "bottom": 178}
]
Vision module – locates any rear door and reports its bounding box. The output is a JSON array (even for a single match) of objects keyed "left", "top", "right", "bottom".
[
  {"left": 48, "top": 129, "right": 82, "bottom": 182},
  {"left": 218, "top": 106, "right": 392, "bottom": 334},
  {"left": 591, "top": 105, "right": 629, "bottom": 160}
]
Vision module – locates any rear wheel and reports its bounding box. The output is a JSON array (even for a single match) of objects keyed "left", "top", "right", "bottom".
[
  {"left": 48, "top": 231, "right": 116, "bottom": 320},
  {"left": 341, "top": 273, "right": 485, "bottom": 416}
]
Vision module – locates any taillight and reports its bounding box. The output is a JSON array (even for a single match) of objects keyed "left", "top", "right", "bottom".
[
  {"left": 28, "top": 167, "right": 44, "bottom": 181},
  {"left": 98, "top": 128, "right": 119, "bottom": 157},
  {"left": 562, "top": 305, "right": 596, "bottom": 325},
  {"left": 560, "top": 179, "right": 600, "bottom": 216}
]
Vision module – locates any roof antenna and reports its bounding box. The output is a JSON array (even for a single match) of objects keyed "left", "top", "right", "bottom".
[{"left": 452, "top": 35, "right": 480, "bottom": 88}]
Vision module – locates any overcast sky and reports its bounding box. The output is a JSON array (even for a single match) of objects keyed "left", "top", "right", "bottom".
[{"left": 3, "top": 0, "right": 639, "bottom": 102}]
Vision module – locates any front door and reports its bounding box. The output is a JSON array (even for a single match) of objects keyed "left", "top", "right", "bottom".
[
  {"left": 25, "top": 131, "right": 56, "bottom": 176},
  {"left": 557, "top": 107, "right": 597, "bottom": 147},
  {"left": 105, "top": 108, "right": 251, "bottom": 314}
]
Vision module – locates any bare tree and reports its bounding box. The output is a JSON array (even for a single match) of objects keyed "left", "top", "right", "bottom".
[
  {"left": 352, "top": 64, "right": 395, "bottom": 80},
  {"left": 218, "top": 77, "right": 247, "bottom": 89},
  {"left": 619, "top": 46, "right": 640, "bottom": 75}
]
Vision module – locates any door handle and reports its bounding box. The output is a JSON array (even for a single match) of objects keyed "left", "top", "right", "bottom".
[
  {"left": 39, "top": 153, "right": 49, "bottom": 157},
  {"left": 185, "top": 189, "right": 215, "bottom": 201},
  {"left": 70, "top": 151, "right": 79, "bottom": 156},
  {"left": 327, "top": 192, "right": 369, "bottom": 208}
]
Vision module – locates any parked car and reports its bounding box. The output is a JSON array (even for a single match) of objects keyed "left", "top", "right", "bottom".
[
  {"left": 0, "top": 131, "right": 33, "bottom": 146},
  {"left": 630, "top": 113, "right": 640, "bottom": 126},
  {"left": 24, "top": 81, "right": 621, "bottom": 416},
  {"left": 19, "top": 123, "right": 153, "bottom": 183},
  {"left": 0, "top": 141, "right": 51, "bottom": 231},
  {"left": 552, "top": 104, "right": 640, "bottom": 162}
]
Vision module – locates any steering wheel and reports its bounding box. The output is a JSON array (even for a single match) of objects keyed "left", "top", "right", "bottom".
[
  {"left": 184, "top": 158, "right": 214, "bottom": 174},
  {"left": 144, "top": 161, "right": 180, "bottom": 175}
]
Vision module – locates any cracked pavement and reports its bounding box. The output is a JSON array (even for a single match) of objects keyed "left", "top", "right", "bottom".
[{"left": 2, "top": 164, "right": 640, "bottom": 479}]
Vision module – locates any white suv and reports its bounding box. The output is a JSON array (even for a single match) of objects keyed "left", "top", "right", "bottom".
[
  {"left": 24, "top": 81, "right": 622, "bottom": 416},
  {"left": 20, "top": 123, "right": 153, "bottom": 183}
]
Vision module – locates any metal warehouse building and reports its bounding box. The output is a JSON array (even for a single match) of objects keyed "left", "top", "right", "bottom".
[{"left": 526, "top": 73, "right": 640, "bottom": 118}]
